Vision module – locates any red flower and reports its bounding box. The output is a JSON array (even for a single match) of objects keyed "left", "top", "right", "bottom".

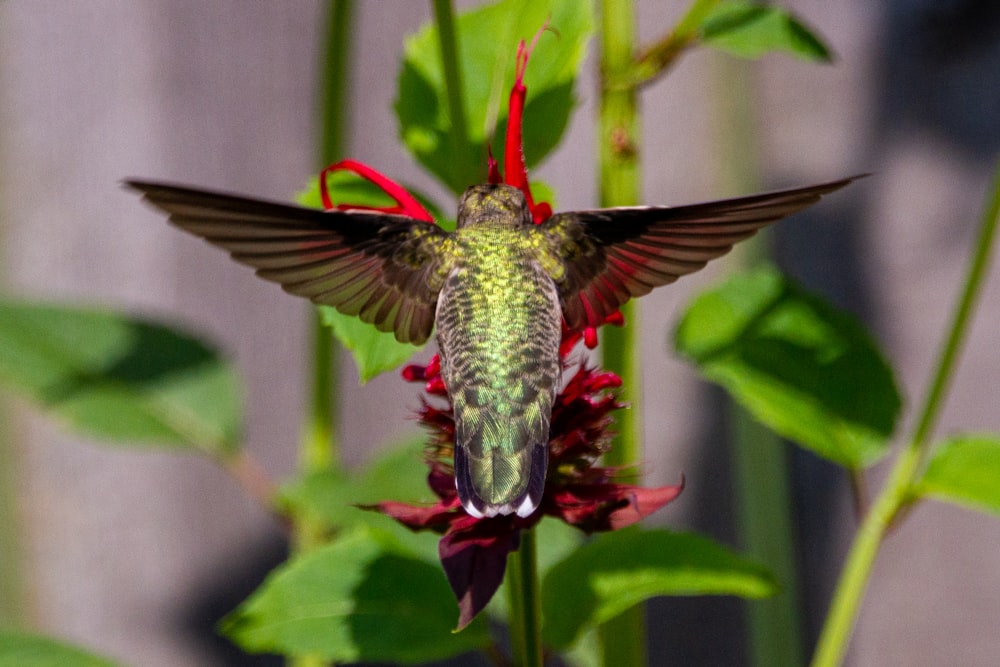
[{"left": 383, "top": 355, "right": 682, "bottom": 628}]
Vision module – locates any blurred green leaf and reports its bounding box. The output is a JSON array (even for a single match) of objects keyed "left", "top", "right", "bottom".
[
  {"left": 700, "top": 1, "right": 832, "bottom": 62},
  {"left": 914, "top": 435, "right": 1000, "bottom": 516},
  {"left": 280, "top": 439, "right": 440, "bottom": 561},
  {"left": 674, "top": 266, "right": 900, "bottom": 469},
  {"left": 0, "top": 632, "right": 121, "bottom": 667},
  {"left": 397, "top": 0, "right": 594, "bottom": 193},
  {"left": 221, "top": 526, "right": 489, "bottom": 663},
  {"left": 541, "top": 527, "right": 777, "bottom": 649},
  {"left": 296, "top": 173, "right": 437, "bottom": 382},
  {"left": 0, "top": 300, "right": 241, "bottom": 453}
]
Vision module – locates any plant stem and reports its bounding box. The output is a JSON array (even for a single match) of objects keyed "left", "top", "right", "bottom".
[
  {"left": 318, "top": 0, "right": 355, "bottom": 169},
  {"left": 811, "top": 157, "right": 1000, "bottom": 667},
  {"left": 432, "top": 0, "right": 475, "bottom": 192},
  {"left": 290, "top": 4, "right": 354, "bottom": 666},
  {"left": 620, "top": 0, "right": 720, "bottom": 90},
  {"left": 712, "top": 54, "right": 805, "bottom": 667},
  {"left": 597, "top": 2, "right": 647, "bottom": 666},
  {"left": 507, "top": 529, "right": 543, "bottom": 667},
  {"left": 0, "top": 405, "right": 23, "bottom": 628}
]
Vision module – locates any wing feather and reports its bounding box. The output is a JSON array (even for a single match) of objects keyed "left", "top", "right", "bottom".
[
  {"left": 540, "top": 176, "right": 861, "bottom": 329},
  {"left": 127, "top": 179, "right": 451, "bottom": 345}
]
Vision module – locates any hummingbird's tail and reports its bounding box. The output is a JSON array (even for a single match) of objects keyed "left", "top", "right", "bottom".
[{"left": 454, "top": 437, "right": 547, "bottom": 518}]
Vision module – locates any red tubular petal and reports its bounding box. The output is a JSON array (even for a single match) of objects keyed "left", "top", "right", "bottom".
[
  {"left": 401, "top": 364, "right": 426, "bottom": 382},
  {"left": 501, "top": 26, "right": 553, "bottom": 224},
  {"left": 487, "top": 147, "right": 503, "bottom": 184},
  {"left": 319, "top": 159, "right": 435, "bottom": 222},
  {"left": 605, "top": 310, "right": 626, "bottom": 327}
]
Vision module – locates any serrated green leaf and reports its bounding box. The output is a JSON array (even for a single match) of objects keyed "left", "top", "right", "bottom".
[
  {"left": 0, "top": 300, "right": 241, "bottom": 453},
  {"left": 0, "top": 632, "right": 122, "bottom": 667},
  {"left": 915, "top": 435, "right": 1000, "bottom": 516},
  {"left": 674, "top": 266, "right": 900, "bottom": 469},
  {"left": 541, "top": 527, "right": 776, "bottom": 649},
  {"left": 700, "top": 1, "right": 832, "bottom": 62},
  {"left": 397, "top": 0, "right": 594, "bottom": 193},
  {"left": 222, "top": 527, "right": 489, "bottom": 663}
]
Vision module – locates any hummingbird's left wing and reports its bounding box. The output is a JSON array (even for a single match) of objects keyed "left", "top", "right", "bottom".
[
  {"left": 127, "top": 180, "right": 452, "bottom": 345},
  {"left": 539, "top": 176, "right": 861, "bottom": 330}
]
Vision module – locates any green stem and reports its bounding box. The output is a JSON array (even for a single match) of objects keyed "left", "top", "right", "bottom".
[
  {"left": 597, "top": 2, "right": 647, "bottom": 666},
  {"left": 507, "top": 529, "right": 543, "bottom": 667},
  {"left": 318, "top": 0, "right": 355, "bottom": 166},
  {"left": 713, "top": 55, "right": 805, "bottom": 667},
  {"left": 432, "top": 0, "right": 474, "bottom": 192},
  {"left": 616, "top": 0, "right": 720, "bottom": 90},
  {"left": 290, "top": 3, "right": 354, "bottom": 665},
  {"left": 811, "top": 157, "right": 1000, "bottom": 667},
  {"left": 0, "top": 405, "right": 23, "bottom": 628}
]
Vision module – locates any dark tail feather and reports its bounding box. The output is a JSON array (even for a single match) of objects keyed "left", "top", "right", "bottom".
[{"left": 454, "top": 443, "right": 548, "bottom": 518}]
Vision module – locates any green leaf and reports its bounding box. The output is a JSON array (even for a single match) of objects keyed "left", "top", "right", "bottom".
[
  {"left": 541, "top": 527, "right": 777, "bottom": 649},
  {"left": 914, "top": 434, "right": 1000, "bottom": 516},
  {"left": 296, "top": 174, "right": 433, "bottom": 382},
  {"left": 279, "top": 439, "right": 440, "bottom": 562},
  {"left": 222, "top": 526, "right": 489, "bottom": 663},
  {"left": 397, "top": 0, "right": 594, "bottom": 192},
  {"left": 700, "top": 1, "right": 832, "bottom": 62},
  {"left": 0, "top": 632, "right": 121, "bottom": 667},
  {"left": 674, "top": 266, "right": 901, "bottom": 469},
  {"left": 0, "top": 300, "right": 241, "bottom": 454}
]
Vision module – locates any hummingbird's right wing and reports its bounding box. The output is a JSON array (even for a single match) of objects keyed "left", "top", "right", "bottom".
[
  {"left": 539, "top": 176, "right": 860, "bottom": 330},
  {"left": 127, "top": 180, "right": 452, "bottom": 345}
]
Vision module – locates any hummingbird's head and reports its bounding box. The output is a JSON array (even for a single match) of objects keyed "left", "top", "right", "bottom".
[{"left": 456, "top": 183, "right": 532, "bottom": 229}]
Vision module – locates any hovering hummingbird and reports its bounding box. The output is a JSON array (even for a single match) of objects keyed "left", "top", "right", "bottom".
[{"left": 128, "top": 174, "right": 857, "bottom": 518}]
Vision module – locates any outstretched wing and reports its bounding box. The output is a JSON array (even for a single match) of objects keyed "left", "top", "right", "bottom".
[
  {"left": 127, "top": 180, "right": 452, "bottom": 345},
  {"left": 539, "top": 176, "right": 861, "bottom": 330}
]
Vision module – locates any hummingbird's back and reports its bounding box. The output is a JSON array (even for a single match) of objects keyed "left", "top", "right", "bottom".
[{"left": 436, "top": 187, "right": 562, "bottom": 517}]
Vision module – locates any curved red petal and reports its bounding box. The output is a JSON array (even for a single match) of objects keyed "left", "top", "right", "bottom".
[{"left": 319, "top": 159, "right": 434, "bottom": 222}]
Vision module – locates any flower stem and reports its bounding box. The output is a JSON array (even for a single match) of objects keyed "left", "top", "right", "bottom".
[
  {"left": 712, "top": 54, "right": 805, "bottom": 667},
  {"left": 615, "top": 0, "right": 720, "bottom": 90},
  {"left": 811, "top": 157, "right": 1000, "bottom": 667},
  {"left": 508, "top": 529, "right": 543, "bottom": 667},
  {"left": 294, "top": 0, "right": 354, "bottom": 546},
  {"left": 290, "top": 4, "right": 355, "bottom": 666},
  {"left": 432, "top": 0, "right": 475, "bottom": 192},
  {"left": 597, "top": 2, "right": 647, "bottom": 666}
]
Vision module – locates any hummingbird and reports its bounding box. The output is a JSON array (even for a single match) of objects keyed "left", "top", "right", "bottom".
[{"left": 128, "top": 174, "right": 858, "bottom": 518}]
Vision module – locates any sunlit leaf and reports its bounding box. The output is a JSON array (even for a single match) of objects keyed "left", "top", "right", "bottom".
[
  {"left": 700, "top": 1, "right": 832, "bottom": 62},
  {"left": 397, "top": 0, "right": 594, "bottom": 192},
  {"left": 674, "top": 266, "right": 900, "bottom": 469},
  {"left": 221, "top": 527, "right": 489, "bottom": 663},
  {"left": 541, "top": 527, "right": 776, "bottom": 649},
  {"left": 0, "top": 300, "right": 241, "bottom": 453},
  {"left": 0, "top": 632, "right": 121, "bottom": 667},
  {"left": 914, "top": 435, "right": 1000, "bottom": 516}
]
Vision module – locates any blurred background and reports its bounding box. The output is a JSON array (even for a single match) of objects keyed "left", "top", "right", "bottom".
[{"left": 1, "top": 1, "right": 999, "bottom": 665}]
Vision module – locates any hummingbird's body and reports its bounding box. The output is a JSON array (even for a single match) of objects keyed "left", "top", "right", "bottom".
[
  {"left": 128, "top": 175, "right": 860, "bottom": 519},
  {"left": 437, "top": 186, "right": 562, "bottom": 517}
]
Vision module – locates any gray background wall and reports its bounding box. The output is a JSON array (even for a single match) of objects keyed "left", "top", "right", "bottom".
[{"left": 1, "top": 2, "right": 998, "bottom": 666}]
